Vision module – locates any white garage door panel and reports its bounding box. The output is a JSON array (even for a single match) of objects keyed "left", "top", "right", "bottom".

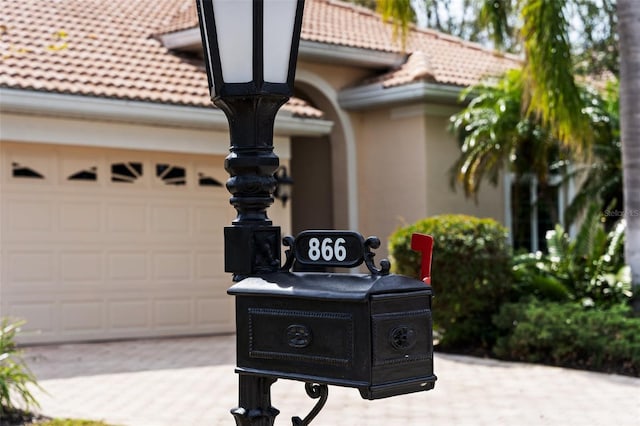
[
  {"left": 4, "top": 302, "right": 56, "bottom": 334},
  {"left": 153, "top": 299, "right": 191, "bottom": 328},
  {"left": 7, "top": 251, "right": 55, "bottom": 284},
  {"left": 60, "top": 202, "right": 103, "bottom": 232},
  {"left": 108, "top": 252, "right": 147, "bottom": 280},
  {"left": 61, "top": 301, "right": 105, "bottom": 333},
  {"left": 0, "top": 143, "right": 261, "bottom": 344},
  {"left": 60, "top": 251, "right": 103, "bottom": 282},
  {"left": 109, "top": 300, "right": 150, "bottom": 330},
  {"left": 153, "top": 251, "right": 192, "bottom": 281},
  {"left": 108, "top": 202, "right": 147, "bottom": 233},
  {"left": 8, "top": 199, "right": 54, "bottom": 232}
]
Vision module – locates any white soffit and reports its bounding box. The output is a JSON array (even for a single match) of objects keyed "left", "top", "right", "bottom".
[
  {"left": 0, "top": 89, "right": 333, "bottom": 137},
  {"left": 338, "top": 81, "right": 463, "bottom": 110}
]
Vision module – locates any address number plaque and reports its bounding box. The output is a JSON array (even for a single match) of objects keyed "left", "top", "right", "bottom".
[{"left": 281, "top": 230, "right": 391, "bottom": 275}]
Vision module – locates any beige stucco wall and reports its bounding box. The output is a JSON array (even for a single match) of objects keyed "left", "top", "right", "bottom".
[
  {"left": 355, "top": 107, "right": 428, "bottom": 242},
  {"left": 352, "top": 104, "right": 505, "bottom": 259},
  {"left": 293, "top": 59, "right": 506, "bottom": 260},
  {"left": 422, "top": 113, "right": 505, "bottom": 221}
]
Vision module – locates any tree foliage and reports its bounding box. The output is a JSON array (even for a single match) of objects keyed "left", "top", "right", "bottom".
[
  {"left": 376, "top": 0, "right": 415, "bottom": 44},
  {"left": 449, "top": 70, "right": 621, "bottom": 229},
  {"left": 377, "top": 0, "right": 638, "bottom": 299},
  {"left": 449, "top": 69, "right": 562, "bottom": 198},
  {"left": 376, "top": 0, "right": 619, "bottom": 149},
  {"left": 513, "top": 203, "right": 631, "bottom": 307},
  {"left": 521, "top": 0, "right": 590, "bottom": 148},
  {"left": 570, "top": 0, "right": 619, "bottom": 76},
  {"left": 373, "top": 0, "right": 519, "bottom": 51},
  {"left": 562, "top": 81, "right": 622, "bottom": 226}
]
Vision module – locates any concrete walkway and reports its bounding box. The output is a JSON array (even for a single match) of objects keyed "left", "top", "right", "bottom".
[{"left": 23, "top": 334, "right": 639, "bottom": 426}]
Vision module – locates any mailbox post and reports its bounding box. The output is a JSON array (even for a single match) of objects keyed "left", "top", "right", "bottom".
[{"left": 195, "top": 1, "right": 435, "bottom": 425}]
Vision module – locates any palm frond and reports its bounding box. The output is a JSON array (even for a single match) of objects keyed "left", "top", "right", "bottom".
[
  {"left": 376, "top": 0, "right": 414, "bottom": 49},
  {"left": 573, "top": 202, "right": 602, "bottom": 257},
  {"left": 479, "top": 0, "right": 513, "bottom": 48},
  {"left": 521, "top": 0, "right": 592, "bottom": 151},
  {"left": 545, "top": 224, "right": 570, "bottom": 261}
]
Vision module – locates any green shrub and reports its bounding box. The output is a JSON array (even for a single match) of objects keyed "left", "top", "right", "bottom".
[
  {"left": 0, "top": 318, "right": 40, "bottom": 417},
  {"left": 512, "top": 204, "right": 631, "bottom": 308},
  {"left": 493, "top": 300, "right": 640, "bottom": 376},
  {"left": 388, "top": 214, "right": 513, "bottom": 352}
]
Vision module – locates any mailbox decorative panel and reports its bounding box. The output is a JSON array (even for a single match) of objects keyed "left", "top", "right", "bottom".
[{"left": 248, "top": 308, "right": 354, "bottom": 367}]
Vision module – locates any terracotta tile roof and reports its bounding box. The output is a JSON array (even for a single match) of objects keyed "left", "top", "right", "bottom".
[
  {"left": 161, "top": 0, "right": 520, "bottom": 87},
  {"left": 161, "top": 0, "right": 198, "bottom": 35},
  {"left": 163, "top": 0, "right": 400, "bottom": 51},
  {"left": 301, "top": 0, "right": 402, "bottom": 53},
  {"left": 403, "top": 30, "right": 520, "bottom": 87},
  {"left": 0, "top": 0, "right": 320, "bottom": 117},
  {"left": 302, "top": 0, "right": 520, "bottom": 86},
  {"left": 1, "top": 0, "right": 519, "bottom": 116},
  {"left": 286, "top": 96, "right": 323, "bottom": 118},
  {"left": 1, "top": 0, "right": 204, "bottom": 104},
  {"left": 302, "top": 0, "right": 520, "bottom": 87}
]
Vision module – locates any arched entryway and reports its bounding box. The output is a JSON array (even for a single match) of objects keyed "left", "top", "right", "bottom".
[{"left": 292, "top": 70, "right": 358, "bottom": 238}]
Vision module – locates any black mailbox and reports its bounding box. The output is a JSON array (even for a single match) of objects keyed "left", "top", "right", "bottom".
[{"left": 228, "top": 231, "right": 436, "bottom": 400}]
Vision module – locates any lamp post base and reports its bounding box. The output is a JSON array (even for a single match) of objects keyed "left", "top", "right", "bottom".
[{"left": 231, "top": 374, "right": 279, "bottom": 426}]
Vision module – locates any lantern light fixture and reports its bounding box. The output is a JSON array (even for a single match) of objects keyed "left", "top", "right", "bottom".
[{"left": 196, "top": 0, "right": 304, "bottom": 99}]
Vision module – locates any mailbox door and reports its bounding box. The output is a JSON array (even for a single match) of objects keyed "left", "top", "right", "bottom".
[{"left": 364, "top": 290, "right": 436, "bottom": 399}]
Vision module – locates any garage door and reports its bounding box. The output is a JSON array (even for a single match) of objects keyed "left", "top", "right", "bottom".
[{"left": 1, "top": 142, "right": 243, "bottom": 344}]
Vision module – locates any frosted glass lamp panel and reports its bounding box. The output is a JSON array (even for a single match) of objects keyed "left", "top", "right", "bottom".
[
  {"left": 212, "top": 0, "right": 253, "bottom": 83},
  {"left": 263, "top": 0, "right": 298, "bottom": 83}
]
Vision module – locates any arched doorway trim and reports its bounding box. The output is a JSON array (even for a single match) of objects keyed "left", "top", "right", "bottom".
[{"left": 295, "top": 69, "right": 359, "bottom": 230}]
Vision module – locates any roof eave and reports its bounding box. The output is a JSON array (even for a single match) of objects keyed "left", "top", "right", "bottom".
[
  {"left": 298, "top": 40, "right": 405, "bottom": 69},
  {"left": 160, "top": 28, "right": 405, "bottom": 69},
  {"left": 0, "top": 88, "right": 333, "bottom": 137},
  {"left": 338, "top": 81, "right": 464, "bottom": 110}
]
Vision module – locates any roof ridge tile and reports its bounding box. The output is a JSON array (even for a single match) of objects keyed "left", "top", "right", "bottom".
[{"left": 410, "top": 26, "right": 522, "bottom": 62}]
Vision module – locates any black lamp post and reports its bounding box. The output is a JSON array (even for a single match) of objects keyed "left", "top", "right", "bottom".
[
  {"left": 196, "top": 0, "right": 304, "bottom": 281},
  {"left": 197, "top": 2, "right": 437, "bottom": 426},
  {"left": 196, "top": 1, "right": 305, "bottom": 425}
]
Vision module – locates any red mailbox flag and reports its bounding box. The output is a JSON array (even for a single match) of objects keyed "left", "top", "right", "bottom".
[{"left": 411, "top": 233, "right": 434, "bottom": 285}]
